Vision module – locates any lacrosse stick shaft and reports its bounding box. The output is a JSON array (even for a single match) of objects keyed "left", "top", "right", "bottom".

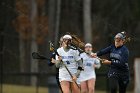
[
  {"left": 96, "top": 57, "right": 106, "bottom": 63},
  {"left": 63, "top": 63, "right": 80, "bottom": 88},
  {"left": 32, "top": 52, "right": 50, "bottom": 60},
  {"left": 54, "top": 51, "right": 80, "bottom": 88}
]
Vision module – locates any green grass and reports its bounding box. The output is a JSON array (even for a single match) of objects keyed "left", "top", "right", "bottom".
[
  {"left": 3, "top": 84, "right": 48, "bottom": 93},
  {"left": 2, "top": 84, "right": 133, "bottom": 93}
]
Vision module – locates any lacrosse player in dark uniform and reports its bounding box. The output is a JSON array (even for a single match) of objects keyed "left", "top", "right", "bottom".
[
  {"left": 47, "top": 37, "right": 63, "bottom": 93},
  {"left": 91, "top": 32, "right": 130, "bottom": 93}
]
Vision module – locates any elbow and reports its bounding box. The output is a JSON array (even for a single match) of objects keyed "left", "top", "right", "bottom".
[{"left": 95, "top": 64, "right": 101, "bottom": 69}]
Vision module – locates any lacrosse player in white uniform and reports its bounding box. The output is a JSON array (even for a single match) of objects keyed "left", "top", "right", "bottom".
[
  {"left": 79, "top": 43, "right": 101, "bottom": 93},
  {"left": 52, "top": 35, "right": 83, "bottom": 93}
]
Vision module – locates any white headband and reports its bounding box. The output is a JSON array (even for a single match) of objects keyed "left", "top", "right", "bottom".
[
  {"left": 63, "top": 35, "right": 72, "bottom": 39},
  {"left": 85, "top": 43, "right": 92, "bottom": 47}
]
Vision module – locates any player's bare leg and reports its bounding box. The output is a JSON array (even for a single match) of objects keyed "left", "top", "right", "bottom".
[
  {"left": 87, "top": 78, "right": 95, "bottom": 93},
  {"left": 71, "top": 82, "right": 80, "bottom": 93},
  {"left": 60, "top": 81, "right": 70, "bottom": 93},
  {"left": 80, "top": 81, "right": 88, "bottom": 93}
]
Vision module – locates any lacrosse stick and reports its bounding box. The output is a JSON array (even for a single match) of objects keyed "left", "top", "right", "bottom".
[{"left": 32, "top": 52, "right": 50, "bottom": 60}]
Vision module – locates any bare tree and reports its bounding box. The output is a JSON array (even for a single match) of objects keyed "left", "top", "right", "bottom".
[
  {"left": 13, "top": 0, "right": 49, "bottom": 86},
  {"left": 13, "top": 0, "right": 32, "bottom": 84},
  {"left": 83, "top": 0, "right": 92, "bottom": 43},
  {"left": 48, "top": 0, "right": 56, "bottom": 43},
  {"left": 54, "top": 0, "right": 61, "bottom": 47},
  {"left": 30, "top": 0, "right": 38, "bottom": 86}
]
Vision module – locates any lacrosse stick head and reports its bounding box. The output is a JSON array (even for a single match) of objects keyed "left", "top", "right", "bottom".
[
  {"left": 32, "top": 52, "right": 40, "bottom": 59},
  {"left": 49, "top": 41, "right": 54, "bottom": 51}
]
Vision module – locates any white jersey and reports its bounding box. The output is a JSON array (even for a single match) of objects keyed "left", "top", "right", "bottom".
[
  {"left": 79, "top": 52, "right": 100, "bottom": 82},
  {"left": 56, "top": 47, "right": 81, "bottom": 82}
]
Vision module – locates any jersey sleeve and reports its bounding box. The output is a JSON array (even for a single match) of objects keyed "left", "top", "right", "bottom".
[
  {"left": 55, "top": 49, "right": 60, "bottom": 60},
  {"left": 74, "top": 50, "right": 81, "bottom": 61},
  {"left": 48, "top": 52, "right": 55, "bottom": 66},
  {"left": 97, "top": 45, "right": 113, "bottom": 56},
  {"left": 80, "top": 53, "right": 84, "bottom": 58},
  {"left": 94, "top": 58, "right": 101, "bottom": 69},
  {"left": 94, "top": 58, "right": 100, "bottom": 64}
]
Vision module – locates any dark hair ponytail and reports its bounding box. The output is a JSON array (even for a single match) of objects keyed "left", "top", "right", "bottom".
[{"left": 120, "top": 31, "right": 131, "bottom": 44}]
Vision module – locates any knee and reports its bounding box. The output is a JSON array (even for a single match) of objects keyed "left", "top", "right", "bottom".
[
  {"left": 89, "top": 87, "right": 94, "bottom": 93},
  {"left": 62, "top": 87, "right": 70, "bottom": 93},
  {"left": 81, "top": 89, "right": 88, "bottom": 93},
  {"left": 62, "top": 89, "right": 69, "bottom": 93}
]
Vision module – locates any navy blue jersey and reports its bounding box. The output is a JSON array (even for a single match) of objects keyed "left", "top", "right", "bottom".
[
  {"left": 97, "top": 44, "right": 129, "bottom": 75},
  {"left": 48, "top": 52, "right": 56, "bottom": 66},
  {"left": 48, "top": 51, "right": 59, "bottom": 79},
  {"left": 48, "top": 52, "right": 59, "bottom": 76},
  {"left": 47, "top": 52, "right": 62, "bottom": 92}
]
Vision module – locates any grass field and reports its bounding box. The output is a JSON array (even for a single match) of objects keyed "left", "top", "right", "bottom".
[
  {"left": 3, "top": 84, "right": 48, "bottom": 93},
  {"left": 2, "top": 84, "right": 133, "bottom": 93}
]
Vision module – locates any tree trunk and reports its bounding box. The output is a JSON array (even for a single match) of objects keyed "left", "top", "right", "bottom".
[
  {"left": 47, "top": 0, "right": 57, "bottom": 73},
  {"left": 30, "top": 0, "right": 38, "bottom": 86},
  {"left": 0, "top": 22, "right": 4, "bottom": 93},
  {"left": 13, "top": 0, "right": 31, "bottom": 84},
  {"left": 48, "top": 0, "right": 56, "bottom": 42},
  {"left": 54, "top": 0, "right": 61, "bottom": 48},
  {"left": 19, "top": 34, "right": 28, "bottom": 73},
  {"left": 47, "top": 0, "right": 60, "bottom": 93},
  {"left": 83, "top": 0, "right": 92, "bottom": 43}
]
